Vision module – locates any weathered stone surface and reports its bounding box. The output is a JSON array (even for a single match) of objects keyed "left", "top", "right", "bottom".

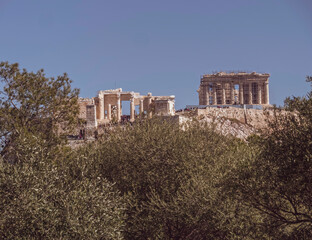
[
  {"left": 86, "top": 105, "right": 97, "bottom": 128},
  {"left": 78, "top": 98, "right": 94, "bottom": 119},
  {"left": 196, "top": 107, "right": 269, "bottom": 129},
  {"left": 198, "top": 71, "right": 270, "bottom": 106},
  {"left": 78, "top": 88, "right": 175, "bottom": 126},
  {"left": 195, "top": 107, "right": 273, "bottom": 139}
]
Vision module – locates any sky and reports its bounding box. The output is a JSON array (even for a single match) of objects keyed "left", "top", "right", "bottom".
[{"left": 0, "top": 0, "right": 311, "bottom": 111}]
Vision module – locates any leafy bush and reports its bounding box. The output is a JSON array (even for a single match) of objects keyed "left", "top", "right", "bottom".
[
  {"left": 0, "top": 138, "right": 125, "bottom": 240},
  {"left": 76, "top": 119, "right": 251, "bottom": 239},
  {"left": 225, "top": 77, "right": 312, "bottom": 239}
]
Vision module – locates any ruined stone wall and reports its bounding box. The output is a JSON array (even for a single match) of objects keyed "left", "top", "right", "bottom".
[
  {"left": 154, "top": 100, "right": 175, "bottom": 116},
  {"left": 78, "top": 98, "right": 94, "bottom": 119},
  {"left": 86, "top": 105, "right": 97, "bottom": 128},
  {"left": 78, "top": 89, "right": 175, "bottom": 125},
  {"left": 94, "top": 97, "right": 100, "bottom": 119}
]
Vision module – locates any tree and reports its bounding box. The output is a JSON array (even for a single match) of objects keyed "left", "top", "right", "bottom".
[
  {"left": 226, "top": 76, "right": 312, "bottom": 239},
  {"left": 0, "top": 62, "right": 127, "bottom": 239},
  {"left": 0, "top": 61, "right": 79, "bottom": 162},
  {"left": 77, "top": 118, "right": 251, "bottom": 239},
  {"left": 0, "top": 142, "right": 125, "bottom": 239}
]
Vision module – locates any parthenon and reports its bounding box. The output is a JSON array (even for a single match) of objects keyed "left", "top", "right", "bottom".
[
  {"left": 197, "top": 72, "right": 270, "bottom": 105},
  {"left": 79, "top": 88, "right": 175, "bottom": 127}
]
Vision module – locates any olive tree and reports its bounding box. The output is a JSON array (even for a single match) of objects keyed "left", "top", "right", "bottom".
[
  {"left": 0, "top": 138, "right": 125, "bottom": 239},
  {"left": 0, "top": 61, "right": 79, "bottom": 162},
  {"left": 226, "top": 76, "right": 312, "bottom": 239},
  {"left": 77, "top": 119, "right": 252, "bottom": 239}
]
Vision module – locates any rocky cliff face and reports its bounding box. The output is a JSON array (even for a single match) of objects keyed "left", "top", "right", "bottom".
[
  {"left": 198, "top": 114, "right": 255, "bottom": 140},
  {"left": 182, "top": 107, "right": 273, "bottom": 140}
]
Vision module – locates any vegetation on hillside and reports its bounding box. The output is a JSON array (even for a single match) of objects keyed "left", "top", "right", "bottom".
[
  {"left": 0, "top": 62, "right": 311, "bottom": 239},
  {"left": 225, "top": 76, "right": 312, "bottom": 239}
]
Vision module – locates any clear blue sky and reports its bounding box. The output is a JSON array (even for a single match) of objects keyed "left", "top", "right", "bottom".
[{"left": 0, "top": 0, "right": 311, "bottom": 110}]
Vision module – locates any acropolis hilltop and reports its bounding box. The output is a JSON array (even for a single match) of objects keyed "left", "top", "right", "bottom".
[{"left": 79, "top": 71, "right": 270, "bottom": 129}]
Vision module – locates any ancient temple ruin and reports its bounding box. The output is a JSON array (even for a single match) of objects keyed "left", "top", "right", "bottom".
[
  {"left": 197, "top": 72, "right": 270, "bottom": 105},
  {"left": 79, "top": 88, "right": 175, "bottom": 127}
]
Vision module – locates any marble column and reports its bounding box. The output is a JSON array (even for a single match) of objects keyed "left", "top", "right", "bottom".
[
  {"left": 265, "top": 82, "right": 269, "bottom": 104},
  {"left": 205, "top": 84, "right": 210, "bottom": 105},
  {"left": 130, "top": 95, "right": 135, "bottom": 122},
  {"left": 248, "top": 82, "right": 252, "bottom": 105},
  {"left": 108, "top": 104, "right": 112, "bottom": 121},
  {"left": 139, "top": 99, "right": 144, "bottom": 117},
  {"left": 102, "top": 95, "right": 106, "bottom": 119},
  {"left": 221, "top": 83, "right": 226, "bottom": 105},
  {"left": 117, "top": 94, "right": 121, "bottom": 122},
  {"left": 212, "top": 83, "right": 217, "bottom": 105},
  {"left": 203, "top": 86, "right": 209, "bottom": 105},
  {"left": 239, "top": 83, "right": 244, "bottom": 104},
  {"left": 257, "top": 83, "right": 262, "bottom": 104},
  {"left": 230, "top": 83, "right": 234, "bottom": 104},
  {"left": 98, "top": 93, "right": 104, "bottom": 120},
  {"left": 148, "top": 96, "right": 152, "bottom": 118}
]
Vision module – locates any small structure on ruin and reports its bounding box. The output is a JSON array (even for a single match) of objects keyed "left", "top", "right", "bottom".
[
  {"left": 79, "top": 88, "right": 175, "bottom": 127},
  {"left": 197, "top": 71, "right": 270, "bottom": 106}
]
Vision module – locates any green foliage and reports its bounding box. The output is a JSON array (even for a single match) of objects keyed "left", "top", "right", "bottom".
[
  {"left": 0, "top": 62, "right": 125, "bottom": 239},
  {"left": 0, "top": 138, "right": 125, "bottom": 240},
  {"left": 2, "top": 60, "right": 311, "bottom": 239},
  {"left": 0, "top": 61, "right": 80, "bottom": 162},
  {"left": 76, "top": 119, "right": 251, "bottom": 239},
  {"left": 226, "top": 76, "right": 312, "bottom": 239}
]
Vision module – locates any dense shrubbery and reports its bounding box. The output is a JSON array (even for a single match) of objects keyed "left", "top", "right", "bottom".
[
  {"left": 1, "top": 118, "right": 251, "bottom": 239},
  {"left": 0, "top": 62, "right": 125, "bottom": 239},
  {"left": 1, "top": 62, "right": 311, "bottom": 239},
  {"left": 0, "top": 139, "right": 125, "bottom": 239},
  {"left": 76, "top": 120, "right": 252, "bottom": 239},
  {"left": 225, "top": 77, "right": 312, "bottom": 239}
]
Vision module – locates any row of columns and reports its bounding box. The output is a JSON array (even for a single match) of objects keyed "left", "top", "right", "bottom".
[
  {"left": 130, "top": 96, "right": 146, "bottom": 121},
  {"left": 202, "top": 82, "right": 269, "bottom": 105},
  {"left": 98, "top": 93, "right": 152, "bottom": 122}
]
